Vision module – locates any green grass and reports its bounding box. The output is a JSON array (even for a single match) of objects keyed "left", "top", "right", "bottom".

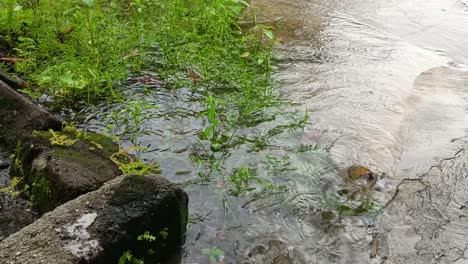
[{"left": 0, "top": 0, "right": 277, "bottom": 114}]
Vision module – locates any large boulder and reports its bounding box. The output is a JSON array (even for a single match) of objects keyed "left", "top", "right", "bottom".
[
  {"left": 10, "top": 129, "right": 121, "bottom": 213},
  {"left": 0, "top": 80, "right": 61, "bottom": 148},
  {"left": 0, "top": 174, "right": 189, "bottom": 264}
]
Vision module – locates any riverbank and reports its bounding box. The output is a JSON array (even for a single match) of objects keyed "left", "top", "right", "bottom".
[
  {"left": 7, "top": 0, "right": 465, "bottom": 263},
  {"left": 1, "top": 1, "right": 313, "bottom": 263}
]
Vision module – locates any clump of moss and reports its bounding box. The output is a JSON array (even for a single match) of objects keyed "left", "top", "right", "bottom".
[
  {"left": 110, "top": 149, "right": 159, "bottom": 176},
  {"left": 32, "top": 125, "right": 119, "bottom": 156},
  {"left": 119, "top": 160, "right": 159, "bottom": 175},
  {"left": 0, "top": 176, "right": 23, "bottom": 195},
  {"left": 48, "top": 129, "right": 78, "bottom": 146}
]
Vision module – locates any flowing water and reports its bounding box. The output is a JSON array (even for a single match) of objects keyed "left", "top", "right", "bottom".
[{"left": 75, "top": 0, "right": 468, "bottom": 263}]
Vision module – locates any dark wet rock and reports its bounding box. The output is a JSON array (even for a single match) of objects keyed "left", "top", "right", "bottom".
[
  {"left": 0, "top": 69, "right": 25, "bottom": 90},
  {"left": 0, "top": 160, "right": 8, "bottom": 169},
  {"left": 10, "top": 129, "right": 121, "bottom": 213},
  {"left": 0, "top": 153, "right": 9, "bottom": 169},
  {"left": 0, "top": 174, "right": 189, "bottom": 264},
  {"left": 0, "top": 193, "right": 37, "bottom": 241},
  {"left": 0, "top": 143, "right": 11, "bottom": 164},
  {"left": 0, "top": 80, "right": 62, "bottom": 148}
]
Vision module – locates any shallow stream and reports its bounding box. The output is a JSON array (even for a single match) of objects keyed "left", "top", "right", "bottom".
[{"left": 77, "top": 0, "right": 468, "bottom": 263}]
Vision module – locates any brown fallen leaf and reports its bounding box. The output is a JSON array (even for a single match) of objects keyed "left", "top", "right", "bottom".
[
  {"left": 123, "top": 48, "right": 139, "bottom": 60},
  {"left": 128, "top": 76, "right": 165, "bottom": 86},
  {"left": 57, "top": 26, "right": 75, "bottom": 43},
  {"left": 186, "top": 68, "right": 204, "bottom": 84}
]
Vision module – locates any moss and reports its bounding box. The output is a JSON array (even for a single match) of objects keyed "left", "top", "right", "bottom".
[
  {"left": 0, "top": 176, "right": 23, "bottom": 194},
  {"left": 32, "top": 128, "right": 118, "bottom": 157},
  {"left": 49, "top": 129, "right": 78, "bottom": 146},
  {"left": 52, "top": 147, "right": 108, "bottom": 168},
  {"left": 112, "top": 175, "right": 153, "bottom": 204},
  {"left": 10, "top": 141, "right": 53, "bottom": 210},
  {"left": 10, "top": 140, "right": 33, "bottom": 179},
  {"left": 31, "top": 130, "right": 52, "bottom": 141},
  {"left": 10, "top": 139, "right": 53, "bottom": 210},
  {"left": 82, "top": 132, "right": 119, "bottom": 157},
  {"left": 28, "top": 172, "right": 52, "bottom": 211},
  {"left": 119, "top": 160, "right": 160, "bottom": 175}
]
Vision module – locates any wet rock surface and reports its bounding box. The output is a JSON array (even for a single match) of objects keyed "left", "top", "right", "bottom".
[
  {"left": 0, "top": 150, "right": 9, "bottom": 170},
  {"left": 0, "top": 70, "right": 25, "bottom": 90},
  {"left": 0, "top": 193, "right": 36, "bottom": 241},
  {"left": 10, "top": 130, "right": 121, "bottom": 213},
  {"left": 0, "top": 174, "right": 189, "bottom": 264},
  {"left": 0, "top": 143, "right": 34, "bottom": 242},
  {"left": 0, "top": 80, "right": 62, "bottom": 148},
  {"left": 244, "top": 239, "right": 306, "bottom": 264},
  {"left": 377, "top": 146, "right": 468, "bottom": 264}
]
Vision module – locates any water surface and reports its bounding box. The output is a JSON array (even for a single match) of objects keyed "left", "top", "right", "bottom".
[{"left": 79, "top": 0, "right": 468, "bottom": 263}]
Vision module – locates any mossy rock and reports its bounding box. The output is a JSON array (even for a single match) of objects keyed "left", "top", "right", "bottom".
[
  {"left": 0, "top": 80, "right": 62, "bottom": 148},
  {"left": 10, "top": 130, "right": 121, "bottom": 213},
  {"left": 0, "top": 69, "right": 25, "bottom": 90}
]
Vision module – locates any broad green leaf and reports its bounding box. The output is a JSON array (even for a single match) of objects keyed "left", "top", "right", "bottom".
[
  {"left": 264, "top": 30, "right": 274, "bottom": 40},
  {"left": 240, "top": 52, "right": 250, "bottom": 58},
  {"left": 60, "top": 71, "right": 74, "bottom": 87},
  {"left": 63, "top": 7, "right": 76, "bottom": 15},
  {"left": 233, "top": 0, "right": 249, "bottom": 6},
  {"left": 82, "top": 0, "right": 94, "bottom": 7},
  {"left": 213, "top": 248, "right": 224, "bottom": 255}
]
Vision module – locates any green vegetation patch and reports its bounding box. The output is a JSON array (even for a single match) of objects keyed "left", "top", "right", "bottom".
[
  {"left": 1, "top": 0, "right": 277, "bottom": 112},
  {"left": 24, "top": 171, "right": 52, "bottom": 211},
  {"left": 9, "top": 140, "right": 53, "bottom": 210}
]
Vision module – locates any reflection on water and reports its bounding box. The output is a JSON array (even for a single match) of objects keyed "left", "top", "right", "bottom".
[{"left": 79, "top": 0, "right": 468, "bottom": 263}]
